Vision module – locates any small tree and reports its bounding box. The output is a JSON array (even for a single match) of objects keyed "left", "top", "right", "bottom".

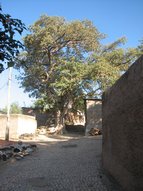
[{"left": 2, "top": 102, "right": 22, "bottom": 114}]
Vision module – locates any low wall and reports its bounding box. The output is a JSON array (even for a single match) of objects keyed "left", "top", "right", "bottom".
[
  {"left": 0, "top": 114, "right": 37, "bottom": 139},
  {"left": 102, "top": 55, "right": 143, "bottom": 191},
  {"left": 85, "top": 99, "right": 102, "bottom": 135},
  {"left": 22, "top": 107, "right": 49, "bottom": 127}
]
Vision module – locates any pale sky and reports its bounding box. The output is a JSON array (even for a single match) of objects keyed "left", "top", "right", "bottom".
[{"left": 0, "top": 0, "right": 143, "bottom": 108}]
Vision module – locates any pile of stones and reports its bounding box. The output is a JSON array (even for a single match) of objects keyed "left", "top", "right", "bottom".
[
  {"left": 36, "top": 126, "right": 57, "bottom": 135},
  {"left": 88, "top": 127, "right": 102, "bottom": 136},
  {"left": 19, "top": 133, "right": 35, "bottom": 140},
  {"left": 0, "top": 141, "right": 37, "bottom": 161}
]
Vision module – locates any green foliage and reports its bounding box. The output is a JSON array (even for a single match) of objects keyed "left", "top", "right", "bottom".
[
  {"left": 138, "top": 39, "right": 143, "bottom": 53},
  {"left": 1, "top": 102, "right": 22, "bottom": 114},
  {"left": 0, "top": 6, "right": 26, "bottom": 72},
  {"left": 86, "top": 39, "right": 140, "bottom": 94},
  {"left": 17, "top": 15, "right": 104, "bottom": 112},
  {"left": 16, "top": 15, "right": 140, "bottom": 117},
  {"left": 52, "top": 60, "right": 86, "bottom": 94}
]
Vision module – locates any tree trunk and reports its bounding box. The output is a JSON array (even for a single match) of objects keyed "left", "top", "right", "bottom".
[
  {"left": 55, "top": 110, "right": 65, "bottom": 134},
  {"left": 55, "top": 99, "right": 73, "bottom": 134}
]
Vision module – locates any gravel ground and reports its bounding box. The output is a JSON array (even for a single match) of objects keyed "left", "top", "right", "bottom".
[{"left": 0, "top": 135, "right": 122, "bottom": 191}]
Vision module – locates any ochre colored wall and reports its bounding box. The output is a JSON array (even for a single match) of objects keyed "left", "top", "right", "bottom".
[
  {"left": 102, "top": 55, "right": 143, "bottom": 191},
  {"left": 85, "top": 99, "right": 102, "bottom": 135}
]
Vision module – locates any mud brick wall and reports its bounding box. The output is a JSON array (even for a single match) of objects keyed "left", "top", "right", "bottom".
[
  {"left": 102, "top": 55, "right": 143, "bottom": 191},
  {"left": 85, "top": 99, "right": 102, "bottom": 135},
  {"left": 0, "top": 114, "right": 37, "bottom": 139}
]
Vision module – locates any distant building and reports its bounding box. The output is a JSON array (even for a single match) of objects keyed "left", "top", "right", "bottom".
[{"left": 84, "top": 98, "right": 102, "bottom": 135}]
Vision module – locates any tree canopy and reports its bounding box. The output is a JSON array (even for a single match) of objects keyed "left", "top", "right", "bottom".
[
  {"left": 16, "top": 15, "right": 141, "bottom": 131},
  {"left": 17, "top": 15, "right": 104, "bottom": 109},
  {"left": 0, "top": 6, "right": 26, "bottom": 72}
]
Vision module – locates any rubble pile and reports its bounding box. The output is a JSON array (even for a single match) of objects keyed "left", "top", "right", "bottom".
[
  {"left": 36, "top": 126, "right": 57, "bottom": 135},
  {"left": 19, "top": 133, "right": 34, "bottom": 140},
  {"left": 0, "top": 141, "right": 37, "bottom": 161},
  {"left": 88, "top": 127, "right": 102, "bottom": 136}
]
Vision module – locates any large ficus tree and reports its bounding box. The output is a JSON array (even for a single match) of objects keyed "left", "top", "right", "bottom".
[
  {"left": 17, "top": 15, "right": 140, "bottom": 132},
  {"left": 0, "top": 6, "right": 26, "bottom": 72},
  {"left": 17, "top": 15, "right": 104, "bottom": 130}
]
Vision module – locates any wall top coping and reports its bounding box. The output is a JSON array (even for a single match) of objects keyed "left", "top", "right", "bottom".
[
  {"left": 0, "top": 114, "right": 36, "bottom": 120},
  {"left": 84, "top": 98, "right": 102, "bottom": 101}
]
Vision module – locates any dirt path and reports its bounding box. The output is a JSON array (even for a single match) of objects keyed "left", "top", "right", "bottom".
[{"left": 0, "top": 135, "right": 122, "bottom": 191}]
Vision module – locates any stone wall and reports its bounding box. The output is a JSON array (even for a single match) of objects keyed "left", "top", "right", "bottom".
[
  {"left": 102, "top": 55, "right": 143, "bottom": 191},
  {"left": 85, "top": 99, "right": 102, "bottom": 135},
  {"left": 0, "top": 114, "right": 37, "bottom": 139}
]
